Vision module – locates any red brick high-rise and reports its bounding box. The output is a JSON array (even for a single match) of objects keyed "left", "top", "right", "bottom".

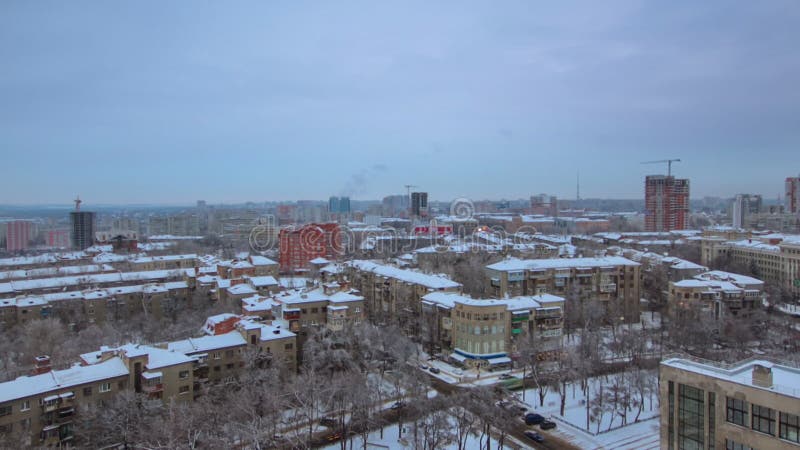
[
  {"left": 645, "top": 175, "right": 690, "bottom": 232},
  {"left": 6, "top": 220, "right": 32, "bottom": 252},
  {"left": 786, "top": 176, "right": 800, "bottom": 214},
  {"left": 279, "top": 223, "right": 341, "bottom": 273}
]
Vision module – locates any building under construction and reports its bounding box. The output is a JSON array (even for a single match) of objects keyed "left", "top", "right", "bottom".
[{"left": 644, "top": 175, "right": 690, "bottom": 232}]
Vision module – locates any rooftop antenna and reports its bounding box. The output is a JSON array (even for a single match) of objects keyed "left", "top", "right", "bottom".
[
  {"left": 74, "top": 196, "right": 82, "bottom": 211},
  {"left": 641, "top": 159, "right": 681, "bottom": 177}
]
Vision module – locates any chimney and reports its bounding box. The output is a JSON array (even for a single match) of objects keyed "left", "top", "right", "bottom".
[
  {"left": 752, "top": 364, "right": 773, "bottom": 388},
  {"left": 32, "top": 355, "right": 52, "bottom": 374}
]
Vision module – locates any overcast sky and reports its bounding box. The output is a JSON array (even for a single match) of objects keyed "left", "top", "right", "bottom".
[{"left": 1, "top": 1, "right": 798, "bottom": 205}]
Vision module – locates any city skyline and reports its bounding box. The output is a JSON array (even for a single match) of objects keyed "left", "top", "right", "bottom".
[{"left": 1, "top": 1, "right": 798, "bottom": 204}]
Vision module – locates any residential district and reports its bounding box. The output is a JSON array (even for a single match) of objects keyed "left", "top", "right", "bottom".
[{"left": 0, "top": 173, "right": 799, "bottom": 449}]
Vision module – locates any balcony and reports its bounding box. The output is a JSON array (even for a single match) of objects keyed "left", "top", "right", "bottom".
[
  {"left": 600, "top": 283, "right": 617, "bottom": 293},
  {"left": 142, "top": 383, "right": 164, "bottom": 394}
]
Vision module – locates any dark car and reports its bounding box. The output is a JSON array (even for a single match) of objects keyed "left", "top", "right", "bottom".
[
  {"left": 319, "top": 417, "right": 337, "bottom": 428},
  {"left": 499, "top": 373, "right": 513, "bottom": 380},
  {"left": 429, "top": 367, "right": 441, "bottom": 374},
  {"left": 525, "top": 413, "right": 545, "bottom": 425},
  {"left": 524, "top": 431, "right": 544, "bottom": 442},
  {"left": 390, "top": 401, "right": 406, "bottom": 410},
  {"left": 540, "top": 420, "right": 557, "bottom": 430}
]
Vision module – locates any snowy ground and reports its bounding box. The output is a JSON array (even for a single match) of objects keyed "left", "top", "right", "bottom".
[
  {"left": 320, "top": 416, "right": 525, "bottom": 450},
  {"left": 515, "top": 371, "right": 660, "bottom": 450}
]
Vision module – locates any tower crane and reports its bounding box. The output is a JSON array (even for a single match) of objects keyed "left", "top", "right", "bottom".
[{"left": 641, "top": 159, "right": 681, "bottom": 177}]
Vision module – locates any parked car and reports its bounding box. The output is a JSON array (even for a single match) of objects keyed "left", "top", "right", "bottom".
[
  {"left": 419, "top": 364, "right": 429, "bottom": 370},
  {"left": 540, "top": 420, "right": 557, "bottom": 430},
  {"left": 499, "top": 373, "right": 513, "bottom": 380},
  {"left": 390, "top": 401, "right": 406, "bottom": 410},
  {"left": 453, "top": 368, "right": 464, "bottom": 375},
  {"left": 524, "top": 413, "right": 545, "bottom": 425},
  {"left": 319, "top": 417, "right": 337, "bottom": 428},
  {"left": 429, "top": 367, "right": 441, "bottom": 374},
  {"left": 524, "top": 431, "right": 544, "bottom": 442}
]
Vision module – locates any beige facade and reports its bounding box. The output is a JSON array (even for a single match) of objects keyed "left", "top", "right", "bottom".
[
  {"left": 700, "top": 235, "right": 800, "bottom": 298},
  {"left": 421, "top": 292, "right": 565, "bottom": 368},
  {"left": 485, "top": 256, "right": 641, "bottom": 322},
  {"left": 660, "top": 356, "right": 800, "bottom": 450},
  {"left": 669, "top": 271, "right": 765, "bottom": 319},
  {"left": 345, "top": 260, "right": 461, "bottom": 331}
]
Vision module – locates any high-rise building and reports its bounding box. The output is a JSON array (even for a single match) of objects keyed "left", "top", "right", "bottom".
[
  {"left": 381, "top": 195, "right": 409, "bottom": 217},
  {"left": 786, "top": 176, "right": 800, "bottom": 214},
  {"left": 530, "top": 194, "right": 558, "bottom": 216},
  {"left": 411, "top": 192, "right": 428, "bottom": 217},
  {"left": 645, "top": 175, "right": 690, "bottom": 232},
  {"left": 46, "top": 229, "right": 70, "bottom": 248},
  {"left": 5, "top": 220, "right": 32, "bottom": 252},
  {"left": 278, "top": 223, "right": 341, "bottom": 272},
  {"left": 328, "top": 196, "right": 351, "bottom": 214},
  {"left": 70, "top": 198, "right": 96, "bottom": 250},
  {"left": 70, "top": 211, "right": 95, "bottom": 250},
  {"left": 732, "top": 194, "right": 763, "bottom": 228}
]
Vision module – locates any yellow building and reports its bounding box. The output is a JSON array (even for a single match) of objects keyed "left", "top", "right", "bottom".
[{"left": 660, "top": 356, "right": 800, "bottom": 450}]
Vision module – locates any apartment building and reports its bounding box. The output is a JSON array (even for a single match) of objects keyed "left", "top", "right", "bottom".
[
  {"left": 700, "top": 234, "right": 800, "bottom": 299},
  {"left": 279, "top": 223, "right": 341, "bottom": 273},
  {"left": 345, "top": 260, "right": 462, "bottom": 329},
  {"left": 660, "top": 356, "right": 800, "bottom": 450},
  {"left": 644, "top": 175, "right": 690, "bottom": 232},
  {"left": 0, "top": 356, "right": 129, "bottom": 446},
  {"left": 0, "top": 315, "right": 298, "bottom": 446},
  {"left": 420, "top": 292, "right": 565, "bottom": 369},
  {"left": 0, "top": 279, "right": 191, "bottom": 328},
  {"left": 129, "top": 254, "right": 197, "bottom": 271},
  {"left": 485, "top": 256, "right": 641, "bottom": 322},
  {"left": 669, "top": 271, "right": 765, "bottom": 319},
  {"left": 241, "top": 284, "right": 365, "bottom": 333}
]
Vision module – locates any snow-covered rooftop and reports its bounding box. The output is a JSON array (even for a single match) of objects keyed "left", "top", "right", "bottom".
[
  {"left": 0, "top": 357, "right": 129, "bottom": 403},
  {"left": 662, "top": 357, "right": 800, "bottom": 399},
  {"left": 486, "top": 256, "right": 639, "bottom": 272},
  {"left": 347, "top": 260, "right": 462, "bottom": 290}
]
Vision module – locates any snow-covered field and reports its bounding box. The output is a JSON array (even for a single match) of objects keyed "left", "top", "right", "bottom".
[
  {"left": 517, "top": 371, "right": 660, "bottom": 450},
  {"left": 320, "top": 418, "right": 523, "bottom": 450}
]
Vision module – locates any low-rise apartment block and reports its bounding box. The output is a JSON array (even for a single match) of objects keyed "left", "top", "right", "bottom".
[
  {"left": 345, "top": 260, "right": 462, "bottom": 329},
  {"left": 0, "top": 315, "right": 297, "bottom": 446},
  {"left": 420, "top": 292, "right": 565, "bottom": 369},
  {"left": 485, "top": 256, "right": 641, "bottom": 322},
  {"left": 700, "top": 234, "right": 800, "bottom": 298},
  {"left": 660, "top": 356, "right": 800, "bottom": 450},
  {"left": 669, "top": 270, "right": 765, "bottom": 319}
]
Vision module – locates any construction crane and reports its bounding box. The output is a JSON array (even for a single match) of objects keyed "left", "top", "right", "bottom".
[
  {"left": 641, "top": 159, "right": 681, "bottom": 177},
  {"left": 404, "top": 184, "right": 418, "bottom": 199}
]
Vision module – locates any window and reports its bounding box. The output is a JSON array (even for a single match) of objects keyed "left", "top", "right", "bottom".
[
  {"left": 678, "top": 384, "right": 704, "bottom": 450},
  {"left": 118, "top": 381, "right": 125, "bottom": 390},
  {"left": 780, "top": 412, "right": 800, "bottom": 443},
  {"left": 725, "top": 440, "right": 752, "bottom": 450},
  {"left": 20, "top": 417, "right": 31, "bottom": 431},
  {"left": 225, "top": 350, "right": 234, "bottom": 358},
  {"left": 726, "top": 397, "right": 748, "bottom": 427},
  {"left": 83, "top": 387, "right": 92, "bottom": 397},
  {"left": 213, "top": 365, "right": 221, "bottom": 372},
  {"left": 0, "top": 405, "right": 11, "bottom": 417},
  {"left": 301, "top": 308, "right": 307, "bottom": 314},
  {"left": 179, "top": 385, "right": 190, "bottom": 394},
  {"left": 752, "top": 404, "right": 775, "bottom": 435},
  {"left": 20, "top": 400, "right": 30, "bottom": 411},
  {"left": 226, "top": 363, "right": 234, "bottom": 370},
  {"left": 284, "top": 343, "right": 293, "bottom": 350},
  {"left": 213, "top": 352, "right": 221, "bottom": 359},
  {"left": 311, "top": 308, "right": 318, "bottom": 313},
  {"left": 708, "top": 392, "right": 715, "bottom": 450},
  {"left": 179, "top": 371, "right": 189, "bottom": 379},
  {"left": 99, "top": 382, "right": 111, "bottom": 393}
]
